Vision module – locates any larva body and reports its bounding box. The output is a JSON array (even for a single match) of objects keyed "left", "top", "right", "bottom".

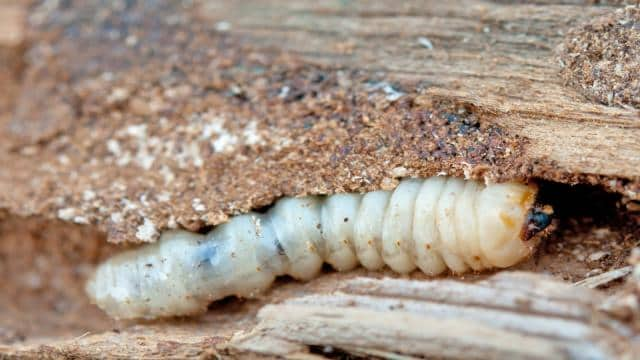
[{"left": 87, "top": 176, "right": 543, "bottom": 320}]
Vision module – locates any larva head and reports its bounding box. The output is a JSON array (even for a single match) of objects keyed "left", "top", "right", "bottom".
[
  {"left": 476, "top": 182, "right": 547, "bottom": 268},
  {"left": 523, "top": 205, "right": 554, "bottom": 241}
]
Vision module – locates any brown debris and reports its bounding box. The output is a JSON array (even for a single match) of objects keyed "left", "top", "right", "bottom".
[
  {"left": 0, "top": 215, "right": 115, "bottom": 344},
  {"left": 0, "top": 1, "right": 638, "bottom": 246},
  {"left": 0, "top": 0, "right": 538, "bottom": 244},
  {"left": 557, "top": 6, "right": 640, "bottom": 109},
  {"left": 0, "top": 1, "right": 638, "bottom": 358},
  {"left": 0, "top": 2, "right": 26, "bottom": 48},
  {"left": 0, "top": 1, "right": 27, "bottom": 141}
]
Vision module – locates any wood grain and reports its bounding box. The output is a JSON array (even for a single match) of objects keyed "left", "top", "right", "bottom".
[
  {"left": 199, "top": 0, "right": 640, "bottom": 181},
  {"left": 231, "top": 272, "right": 637, "bottom": 359},
  {"left": 0, "top": 2, "right": 639, "bottom": 357}
]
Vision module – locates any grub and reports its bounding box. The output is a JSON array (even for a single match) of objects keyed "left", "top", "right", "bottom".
[{"left": 0, "top": 1, "right": 639, "bottom": 357}]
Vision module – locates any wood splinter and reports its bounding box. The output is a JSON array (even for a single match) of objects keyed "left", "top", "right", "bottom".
[{"left": 231, "top": 272, "right": 638, "bottom": 360}]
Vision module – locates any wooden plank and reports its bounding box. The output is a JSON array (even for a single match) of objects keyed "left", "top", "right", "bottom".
[
  {"left": 1, "top": 0, "right": 639, "bottom": 243},
  {"left": 0, "top": 2, "right": 639, "bottom": 359},
  {"left": 231, "top": 272, "right": 637, "bottom": 359},
  {"left": 198, "top": 0, "right": 640, "bottom": 181}
]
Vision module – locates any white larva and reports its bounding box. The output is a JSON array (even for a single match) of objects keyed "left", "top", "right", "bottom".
[{"left": 86, "top": 176, "right": 550, "bottom": 320}]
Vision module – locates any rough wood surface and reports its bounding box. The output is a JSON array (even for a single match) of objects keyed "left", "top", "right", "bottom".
[
  {"left": 557, "top": 6, "right": 640, "bottom": 109},
  {"left": 0, "top": 0, "right": 638, "bottom": 245},
  {"left": 0, "top": 1, "right": 639, "bottom": 358},
  {"left": 0, "top": 2, "right": 26, "bottom": 48},
  {"left": 0, "top": 1, "right": 26, "bottom": 133},
  {"left": 2, "top": 270, "right": 637, "bottom": 359},
  {"left": 201, "top": 0, "right": 640, "bottom": 180},
  {"left": 231, "top": 272, "right": 638, "bottom": 359}
]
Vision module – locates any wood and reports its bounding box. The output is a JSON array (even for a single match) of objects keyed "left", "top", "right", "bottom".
[
  {"left": 1, "top": 0, "right": 638, "bottom": 244},
  {"left": 199, "top": 0, "right": 640, "bottom": 183},
  {"left": 574, "top": 266, "right": 634, "bottom": 289},
  {"left": 1, "top": 1, "right": 639, "bottom": 359},
  {"left": 0, "top": 3, "right": 25, "bottom": 48},
  {"left": 2, "top": 271, "right": 637, "bottom": 359},
  {"left": 231, "top": 272, "right": 638, "bottom": 359},
  {"left": 0, "top": 1, "right": 26, "bottom": 127}
]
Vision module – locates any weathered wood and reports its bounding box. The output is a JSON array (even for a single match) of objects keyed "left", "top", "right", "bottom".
[
  {"left": 0, "top": 1, "right": 26, "bottom": 125},
  {"left": 231, "top": 272, "right": 637, "bottom": 359},
  {"left": 1, "top": 0, "right": 638, "bottom": 245},
  {"left": 200, "top": 0, "right": 640, "bottom": 182},
  {"left": 0, "top": 1, "right": 639, "bottom": 358},
  {"left": 0, "top": 2, "right": 25, "bottom": 48},
  {"left": 2, "top": 271, "right": 637, "bottom": 359},
  {"left": 574, "top": 266, "right": 633, "bottom": 289}
]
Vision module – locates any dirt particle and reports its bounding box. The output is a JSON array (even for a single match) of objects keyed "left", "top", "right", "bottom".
[
  {"left": 589, "top": 251, "right": 610, "bottom": 261},
  {"left": 57, "top": 208, "right": 76, "bottom": 221},
  {"left": 135, "top": 218, "right": 158, "bottom": 242},
  {"left": 391, "top": 166, "right": 408, "bottom": 178},
  {"left": 192, "top": 198, "right": 206, "bottom": 213}
]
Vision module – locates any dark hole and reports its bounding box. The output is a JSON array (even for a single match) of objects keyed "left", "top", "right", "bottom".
[
  {"left": 309, "top": 344, "right": 377, "bottom": 359},
  {"left": 536, "top": 180, "right": 622, "bottom": 225}
]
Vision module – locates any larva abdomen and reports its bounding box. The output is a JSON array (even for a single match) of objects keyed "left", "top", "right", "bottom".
[
  {"left": 353, "top": 190, "right": 389, "bottom": 271},
  {"left": 87, "top": 176, "right": 546, "bottom": 320},
  {"left": 320, "top": 193, "right": 361, "bottom": 271},
  {"left": 381, "top": 179, "right": 422, "bottom": 274}
]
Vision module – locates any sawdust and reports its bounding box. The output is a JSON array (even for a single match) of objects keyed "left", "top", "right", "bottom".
[
  {"left": 0, "top": 1, "right": 638, "bottom": 356},
  {"left": 0, "top": 0, "right": 535, "bottom": 244},
  {"left": 2, "top": 0, "right": 638, "bottom": 247},
  {"left": 557, "top": 5, "right": 640, "bottom": 109}
]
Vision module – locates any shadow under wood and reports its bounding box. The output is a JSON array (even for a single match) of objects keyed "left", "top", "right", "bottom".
[
  {"left": 0, "top": 215, "right": 117, "bottom": 344},
  {"left": 514, "top": 180, "right": 638, "bottom": 286}
]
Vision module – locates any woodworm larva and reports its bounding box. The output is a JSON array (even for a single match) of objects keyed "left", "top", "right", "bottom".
[{"left": 87, "top": 176, "right": 552, "bottom": 320}]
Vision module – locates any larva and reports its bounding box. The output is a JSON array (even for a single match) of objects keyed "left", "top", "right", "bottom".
[{"left": 86, "top": 176, "right": 551, "bottom": 320}]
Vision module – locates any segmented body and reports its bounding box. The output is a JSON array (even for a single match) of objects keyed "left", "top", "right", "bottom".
[{"left": 87, "top": 176, "right": 539, "bottom": 319}]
